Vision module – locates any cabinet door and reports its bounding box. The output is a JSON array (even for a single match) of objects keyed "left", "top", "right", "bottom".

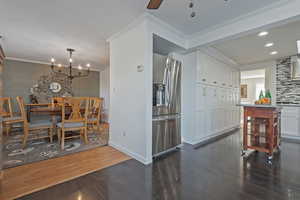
[
  {"left": 281, "top": 116, "right": 299, "bottom": 136},
  {"left": 196, "top": 84, "right": 207, "bottom": 111},
  {"left": 195, "top": 110, "right": 207, "bottom": 139},
  {"left": 281, "top": 108, "right": 300, "bottom": 137}
]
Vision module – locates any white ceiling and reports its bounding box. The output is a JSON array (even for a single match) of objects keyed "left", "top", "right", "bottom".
[
  {"left": 0, "top": 0, "right": 149, "bottom": 70},
  {"left": 0, "top": 0, "right": 284, "bottom": 70},
  {"left": 213, "top": 20, "right": 300, "bottom": 66},
  {"left": 241, "top": 69, "right": 265, "bottom": 79},
  {"left": 149, "top": 0, "right": 282, "bottom": 35}
]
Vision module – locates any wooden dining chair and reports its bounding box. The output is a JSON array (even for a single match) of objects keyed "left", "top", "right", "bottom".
[
  {"left": 87, "top": 97, "right": 103, "bottom": 133},
  {"left": 16, "top": 96, "right": 54, "bottom": 148},
  {"left": 56, "top": 97, "right": 89, "bottom": 150},
  {"left": 0, "top": 97, "right": 23, "bottom": 135},
  {"left": 51, "top": 97, "right": 65, "bottom": 108}
]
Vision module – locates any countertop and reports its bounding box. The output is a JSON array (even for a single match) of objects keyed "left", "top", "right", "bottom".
[
  {"left": 276, "top": 104, "right": 300, "bottom": 107},
  {"left": 236, "top": 104, "right": 278, "bottom": 108},
  {"left": 237, "top": 103, "right": 300, "bottom": 108}
]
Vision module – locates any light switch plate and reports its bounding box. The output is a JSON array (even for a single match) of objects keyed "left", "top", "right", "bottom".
[{"left": 137, "top": 65, "right": 144, "bottom": 72}]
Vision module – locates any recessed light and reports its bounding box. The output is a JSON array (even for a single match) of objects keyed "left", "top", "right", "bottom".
[
  {"left": 258, "top": 31, "right": 269, "bottom": 37},
  {"left": 265, "top": 43, "right": 274, "bottom": 47},
  {"left": 270, "top": 51, "right": 278, "bottom": 55}
]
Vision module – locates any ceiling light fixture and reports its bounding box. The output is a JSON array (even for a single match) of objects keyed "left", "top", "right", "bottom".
[
  {"left": 50, "top": 48, "right": 90, "bottom": 82},
  {"left": 270, "top": 51, "right": 278, "bottom": 55},
  {"left": 265, "top": 43, "right": 274, "bottom": 47},
  {"left": 258, "top": 31, "right": 269, "bottom": 37}
]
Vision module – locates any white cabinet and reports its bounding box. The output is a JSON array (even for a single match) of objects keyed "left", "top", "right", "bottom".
[
  {"left": 190, "top": 50, "right": 241, "bottom": 143},
  {"left": 195, "top": 111, "right": 207, "bottom": 139},
  {"left": 196, "top": 51, "right": 240, "bottom": 88},
  {"left": 281, "top": 107, "right": 300, "bottom": 137},
  {"left": 195, "top": 82, "right": 240, "bottom": 141}
]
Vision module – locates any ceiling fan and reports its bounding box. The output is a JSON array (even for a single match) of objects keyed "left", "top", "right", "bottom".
[{"left": 147, "top": 0, "right": 163, "bottom": 9}]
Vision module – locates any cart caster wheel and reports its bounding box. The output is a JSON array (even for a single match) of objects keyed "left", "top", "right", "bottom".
[
  {"left": 241, "top": 150, "right": 246, "bottom": 156},
  {"left": 267, "top": 160, "right": 272, "bottom": 165},
  {"left": 267, "top": 156, "right": 273, "bottom": 160}
]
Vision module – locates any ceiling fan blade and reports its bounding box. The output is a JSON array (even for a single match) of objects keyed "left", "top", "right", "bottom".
[{"left": 147, "top": 0, "right": 163, "bottom": 9}]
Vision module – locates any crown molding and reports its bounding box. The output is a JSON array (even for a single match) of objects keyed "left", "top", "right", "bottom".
[
  {"left": 107, "top": 13, "right": 148, "bottom": 42},
  {"left": 107, "top": 13, "right": 187, "bottom": 49},
  {"left": 198, "top": 46, "right": 239, "bottom": 69},
  {"left": 145, "top": 13, "right": 187, "bottom": 41},
  {"left": 5, "top": 57, "right": 102, "bottom": 72},
  {"left": 239, "top": 60, "right": 276, "bottom": 70}
]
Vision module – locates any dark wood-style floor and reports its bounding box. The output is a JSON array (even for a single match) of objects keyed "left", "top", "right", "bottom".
[{"left": 19, "top": 130, "right": 300, "bottom": 200}]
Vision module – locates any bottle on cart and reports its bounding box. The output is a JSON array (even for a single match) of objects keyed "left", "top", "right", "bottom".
[
  {"left": 259, "top": 90, "right": 264, "bottom": 100},
  {"left": 265, "top": 89, "right": 272, "bottom": 104}
]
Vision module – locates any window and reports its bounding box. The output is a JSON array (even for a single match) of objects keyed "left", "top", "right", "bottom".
[{"left": 255, "top": 83, "right": 265, "bottom": 100}]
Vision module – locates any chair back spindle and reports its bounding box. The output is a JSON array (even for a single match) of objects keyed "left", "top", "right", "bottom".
[
  {"left": 16, "top": 96, "right": 28, "bottom": 124},
  {"left": 0, "top": 97, "right": 13, "bottom": 118}
]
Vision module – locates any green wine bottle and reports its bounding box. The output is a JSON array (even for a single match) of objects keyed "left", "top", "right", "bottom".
[
  {"left": 265, "top": 89, "right": 272, "bottom": 104},
  {"left": 259, "top": 90, "right": 264, "bottom": 100}
]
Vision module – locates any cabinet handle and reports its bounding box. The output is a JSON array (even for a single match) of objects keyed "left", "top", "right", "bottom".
[
  {"left": 203, "top": 87, "right": 206, "bottom": 96},
  {"left": 222, "top": 83, "right": 226, "bottom": 86},
  {"left": 202, "top": 78, "right": 206, "bottom": 82},
  {"left": 213, "top": 81, "right": 217, "bottom": 84}
]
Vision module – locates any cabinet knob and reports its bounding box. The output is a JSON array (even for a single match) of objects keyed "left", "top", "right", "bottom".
[
  {"left": 222, "top": 83, "right": 226, "bottom": 86},
  {"left": 213, "top": 81, "right": 217, "bottom": 84},
  {"left": 202, "top": 78, "right": 206, "bottom": 82}
]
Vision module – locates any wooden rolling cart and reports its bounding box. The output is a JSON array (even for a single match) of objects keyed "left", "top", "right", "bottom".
[{"left": 241, "top": 105, "right": 281, "bottom": 161}]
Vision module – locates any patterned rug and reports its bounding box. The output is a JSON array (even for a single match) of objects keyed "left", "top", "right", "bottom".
[{"left": 2, "top": 126, "right": 109, "bottom": 169}]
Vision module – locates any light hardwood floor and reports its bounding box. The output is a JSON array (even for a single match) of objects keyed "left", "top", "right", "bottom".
[{"left": 0, "top": 146, "right": 131, "bottom": 200}]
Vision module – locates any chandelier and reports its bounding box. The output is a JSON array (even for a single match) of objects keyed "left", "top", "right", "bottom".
[{"left": 50, "top": 48, "right": 90, "bottom": 82}]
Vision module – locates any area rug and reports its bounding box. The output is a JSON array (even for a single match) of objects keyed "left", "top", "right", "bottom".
[{"left": 2, "top": 126, "right": 109, "bottom": 169}]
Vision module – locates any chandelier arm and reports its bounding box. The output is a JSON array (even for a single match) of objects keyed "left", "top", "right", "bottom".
[
  {"left": 51, "top": 68, "right": 70, "bottom": 77},
  {"left": 49, "top": 48, "right": 90, "bottom": 81},
  {"left": 72, "top": 72, "right": 90, "bottom": 78}
]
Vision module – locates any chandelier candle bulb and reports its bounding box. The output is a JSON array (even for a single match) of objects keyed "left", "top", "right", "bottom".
[
  {"left": 51, "top": 58, "right": 55, "bottom": 63},
  {"left": 258, "top": 31, "right": 269, "bottom": 37},
  {"left": 265, "top": 43, "right": 274, "bottom": 47}
]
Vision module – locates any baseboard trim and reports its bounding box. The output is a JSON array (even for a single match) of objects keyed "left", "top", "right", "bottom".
[
  {"left": 109, "top": 141, "right": 152, "bottom": 165},
  {"left": 192, "top": 126, "right": 240, "bottom": 148}
]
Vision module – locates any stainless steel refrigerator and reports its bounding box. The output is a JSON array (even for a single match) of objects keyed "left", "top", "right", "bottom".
[{"left": 152, "top": 56, "right": 182, "bottom": 157}]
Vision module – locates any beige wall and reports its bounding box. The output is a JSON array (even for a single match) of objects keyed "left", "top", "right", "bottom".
[{"left": 3, "top": 59, "right": 100, "bottom": 109}]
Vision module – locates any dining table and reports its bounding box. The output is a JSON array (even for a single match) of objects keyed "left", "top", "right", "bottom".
[{"left": 26, "top": 104, "right": 86, "bottom": 122}]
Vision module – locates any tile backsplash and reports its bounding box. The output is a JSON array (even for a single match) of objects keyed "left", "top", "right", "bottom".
[{"left": 276, "top": 57, "right": 300, "bottom": 104}]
